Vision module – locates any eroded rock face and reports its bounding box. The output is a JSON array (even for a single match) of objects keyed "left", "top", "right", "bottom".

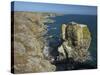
[
  {"left": 12, "top": 12, "right": 56, "bottom": 73},
  {"left": 58, "top": 22, "right": 91, "bottom": 62}
]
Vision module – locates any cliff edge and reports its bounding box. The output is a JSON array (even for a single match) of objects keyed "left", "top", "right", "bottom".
[{"left": 12, "top": 12, "right": 56, "bottom": 73}]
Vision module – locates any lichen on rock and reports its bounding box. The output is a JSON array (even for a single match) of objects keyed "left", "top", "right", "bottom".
[{"left": 58, "top": 22, "right": 92, "bottom": 62}]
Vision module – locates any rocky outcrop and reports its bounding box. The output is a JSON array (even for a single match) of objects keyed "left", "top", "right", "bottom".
[
  {"left": 12, "top": 12, "right": 56, "bottom": 73},
  {"left": 58, "top": 22, "right": 91, "bottom": 62},
  {"left": 12, "top": 11, "right": 93, "bottom": 72}
]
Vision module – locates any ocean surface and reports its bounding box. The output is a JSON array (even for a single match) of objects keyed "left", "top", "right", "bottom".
[{"left": 44, "top": 14, "right": 97, "bottom": 70}]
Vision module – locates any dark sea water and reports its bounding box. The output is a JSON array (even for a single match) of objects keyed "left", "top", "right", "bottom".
[{"left": 45, "top": 14, "right": 97, "bottom": 70}]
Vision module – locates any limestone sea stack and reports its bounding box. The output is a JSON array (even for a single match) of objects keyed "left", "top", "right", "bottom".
[{"left": 58, "top": 22, "right": 91, "bottom": 62}]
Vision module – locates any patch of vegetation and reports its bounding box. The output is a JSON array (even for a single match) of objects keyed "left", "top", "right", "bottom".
[{"left": 82, "top": 26, "right": 90, "bottom": 39}]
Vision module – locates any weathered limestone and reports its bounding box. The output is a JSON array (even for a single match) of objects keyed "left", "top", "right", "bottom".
[
  {"left": 13, "top": 12, "right": 56, "bottom": 73},
  {"left": 58, "top": 22, "right": 91, "bottom": 62}
]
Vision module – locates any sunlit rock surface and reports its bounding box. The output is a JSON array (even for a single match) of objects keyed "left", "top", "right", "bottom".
[
  {"left": 58, "top": 22, "right": 91, "bottom": 62},
  {"left": 12, "top": 12, "right": 56, "bottom": 73}
]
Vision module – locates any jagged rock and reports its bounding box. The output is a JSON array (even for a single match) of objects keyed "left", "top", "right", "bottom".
[
  {"left": 58, "top": 22, "right": 91, "bottom": 62},
  {"left": 12, "top": 12, "right": 56, "bottom": 73}
]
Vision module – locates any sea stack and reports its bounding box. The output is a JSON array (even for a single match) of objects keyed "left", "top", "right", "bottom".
[{"left": 58, "top": 22, "right": 91, "bottom": 62}]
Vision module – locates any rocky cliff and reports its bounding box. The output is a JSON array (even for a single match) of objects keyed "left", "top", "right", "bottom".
[
  {"left": 12, "top": 12, "right": 93, "bottom": 73},
  {"left": 12, "top": 12, "right": 56, "bottom": 73},
  {"left": 58, "top": 22, "right": 91, "bottom": 62}
]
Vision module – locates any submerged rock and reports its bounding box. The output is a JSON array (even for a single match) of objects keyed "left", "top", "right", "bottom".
[{"left": 58, "top": 22, "right": 91, "bottom": 62}]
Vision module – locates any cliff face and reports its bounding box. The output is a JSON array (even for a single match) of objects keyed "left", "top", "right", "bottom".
[
  {"left": 12, "top": 12, "right": 56, "bottom": 73},
  {"left": 58, "top": 22, "right": 91, "bottom": 62}
]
